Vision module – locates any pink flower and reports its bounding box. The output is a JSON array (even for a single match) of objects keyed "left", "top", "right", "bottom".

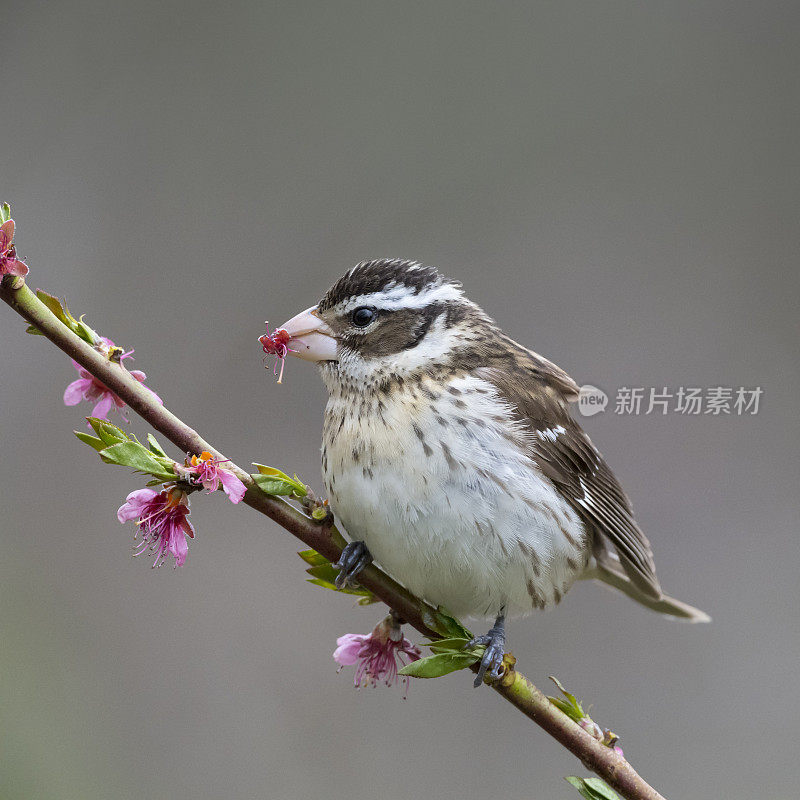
[
  {"left": 117, "top": 486, "right": 194, "bottom": 568},
  {"left": 333, "top": 616, "right": 422, "bottom": 695},
  {"left": 259, "top": 324, "right": 295, "bottom": 383},
  {"left": 181, "top": 451, "right": 247, "bottom": 503},
  {"left": 63, "top": 338, "right": 161, "bottom": 422},
  {"left": 0, "top": 219, "right": 28, "bottom": 277}
]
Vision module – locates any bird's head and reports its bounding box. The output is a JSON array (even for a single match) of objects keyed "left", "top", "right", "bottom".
[{"left": 277, "top": 259, "right": 490, "bottom": 389}]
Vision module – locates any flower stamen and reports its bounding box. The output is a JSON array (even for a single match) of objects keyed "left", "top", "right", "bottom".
[
  {"left": 178, "top": 451, "right": 246, "bottom": 503},
  {"left": 259, "top": 324, "right": 296, "bottom": 384}
]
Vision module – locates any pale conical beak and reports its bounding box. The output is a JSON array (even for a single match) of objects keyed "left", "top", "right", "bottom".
[{"left": 278, "top": 305, "right": 338, "bottom": 362}]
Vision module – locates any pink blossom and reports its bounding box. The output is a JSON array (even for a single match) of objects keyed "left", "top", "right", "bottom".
[
  {"left": 259, "top": 324, "right": 295, "bottom": 383},
  {"left": 333, "top": 617, "right": 422, "bottom": 695},
  {"left": 0, "top": 219, "right": 28, "bottom": 277},
  {"left": 117, "top": 487, "right": 194, "bottom": 568},
  {"left": 63, "top": 338, "right": 161, "bottom": 422},
  {"left": 181, "top": 451, "right": 247, "bottom": 503}
]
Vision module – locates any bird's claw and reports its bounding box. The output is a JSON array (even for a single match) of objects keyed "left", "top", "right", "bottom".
[
  {"left": 334, "top": 541, "right": 372, "bottom": 588},
  {"left": 467, "top": 620, "right": 506, "bottom": 688}
]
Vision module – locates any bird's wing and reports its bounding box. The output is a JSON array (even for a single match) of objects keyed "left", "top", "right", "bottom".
[
  {"left": 494, "top": 334, "right": 582, "bottom": 401},
  {"left": 476, "top": 362, "right": 662, "bottom": 600}
]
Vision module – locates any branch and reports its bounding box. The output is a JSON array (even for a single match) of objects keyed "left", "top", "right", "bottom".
[{"left": 1, "top": 274, "right": 666, "bottom": 800}]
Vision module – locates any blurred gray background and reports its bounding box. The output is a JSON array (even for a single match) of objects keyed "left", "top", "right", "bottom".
[{"left": 1, "top": 2, "right": 798, "bottom": 798}]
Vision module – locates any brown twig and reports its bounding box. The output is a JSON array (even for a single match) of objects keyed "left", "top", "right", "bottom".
[{"left": 1, "top": 274, "right": 666, "bottom": 800}]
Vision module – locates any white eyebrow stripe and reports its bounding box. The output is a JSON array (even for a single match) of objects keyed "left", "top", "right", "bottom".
[{"left": 339, "top": 281, "right": 464, "bottom": 313}]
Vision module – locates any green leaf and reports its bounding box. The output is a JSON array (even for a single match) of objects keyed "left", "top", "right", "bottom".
[
  {"left": 549, "top": 697, "right": 577, "bottom": 717},
  {"left": 36, "top": 290, "right": 70, "bottom": 325},
  {"left": 252, "top": 464, "right": 307, "bottom": 496},
  {"left": 26, "top": 290, "right": 96, "bottom": 343},
  {"left": 99, "top": 441, "right": 176, "bottom": 481},
  {"left": 87, "top": 417, "right": 107, "bottom": 438},
  {"left": 297, "top": 549, "right": 378, "bottom": 602},
  {"left": 254, "top": 464, "right": 286, "bottom": 477},
  {"left": 398, "top": 651, "right": 480, "bottom": 679},
  {"left": 306, "top": 577, "right": 340, "bottom": 591},
  {"left": 420, "top": 607, "right": 472, "bottom": 640},
  {"left": 74, "top": 431, "right": 106, "bottom": 452},
  {"left": 96, "top": 425, "right": 126, "bottom": 447},
  {"left": 565, "top": 777, "right": 622, "bottom": 800},
  {"left": 305, "top": 578, "right": 372, "bottom": 598},
  {"left": 298, "top": 549, "right": 328, "bottom": 567},
  {"left": 0, "top": 203, "right": 10, "bottom": 223},
  {"left": 548, "top": 676, "right": 586, "bottom": 722},
  {"left": 426, "top": 637, "right": 471, "bottom": 654},
  {"left": 68, "top": 314, "right": 98, "bottom": 345},
  {"left": 305, "top": 565, "right": 374, "bottom": 598},
  {"left": 305, "top": 562, "right": 341, "bottom": 582},
  {"left": 33, "top": 290, "right": 98, "bottom": 344},
  {"left": 74, "top": 320, "right": 96, "bottom": 345},
  {"left": 87, "top": 418, "right": 130, "bottom": 447},
  {"left": 147, "top": 433, "right": 169, "bottom": 458},
  {"left": 251, "top": 474, "right": 296, "bottom": 495}
]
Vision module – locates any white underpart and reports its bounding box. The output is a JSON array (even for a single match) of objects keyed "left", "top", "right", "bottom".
[
  {"left": 338, "top": 280, "right": 465, "bottom": 313},
  {"left": 322, "top": 374, "right": 587, "bottom": 618}
]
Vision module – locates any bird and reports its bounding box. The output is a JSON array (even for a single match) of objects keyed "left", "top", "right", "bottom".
[{"left": 276, "top": 259, "right": 709, "bottom": 687}]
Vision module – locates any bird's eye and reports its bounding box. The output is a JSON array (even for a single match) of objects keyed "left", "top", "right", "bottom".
[{"left": 351, "top": 306, "right": 376, "bottom": 328}]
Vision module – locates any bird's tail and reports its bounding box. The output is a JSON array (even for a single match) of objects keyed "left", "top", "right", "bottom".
[{"left": 581, "top": 552, "right": 711, "bottom": 623}]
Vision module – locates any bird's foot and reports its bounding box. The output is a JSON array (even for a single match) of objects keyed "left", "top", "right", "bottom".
[
  {"left": 334, "top": 541, "right": 373, "bottom": 588},
  {"left": 467, "top": 613, "right": 506, "bottom": 688}
]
